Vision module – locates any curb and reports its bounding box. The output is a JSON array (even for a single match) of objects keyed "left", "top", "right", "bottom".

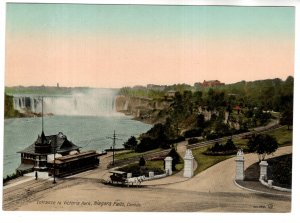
[{"left": 234, "top": 180, "right": 291, "bottom": 197}]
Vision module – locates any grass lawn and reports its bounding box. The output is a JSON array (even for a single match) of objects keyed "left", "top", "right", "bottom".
[
  {"left": 233, "top": 125, "right": 293, "bottom": 148},
  {"left": 192, "top": 146, "right": 234, "bottom": 175},
  {"left": 115, "top": 148, "right": 162, "bottom": 160},
  {"left": 173, "top": 157, "right": 184, "bottom": 174},
  {"left": 266, "top": 126, "right": 293, "bottom": 146},
  {"left": 115, "top": 126, "right": 292, "bottom": 177}
]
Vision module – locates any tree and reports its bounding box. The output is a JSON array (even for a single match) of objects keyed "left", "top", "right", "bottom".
[
  {"left": 139, "top": 156, "right": 146, "bottom": 167},
  {"left": 167, "top": 148, "right": 180, "bottom": 171},
  {"left": 136, "top": 137, "right": 158, "bottom": 152},
  {"left": 224, "top": 138, "right": 237, "bottom": 151},
  {"left": 247, "top": 134, "right": 278, "bottom": 161},
  {"left": 196, "top": 114, "right": 205, "bottom": 128},
  {"left": 123, "top": 136, "right": 138, "bottom": 150},
  {"left": 280, "top": 108, "right": 293, "bottom": 130}
]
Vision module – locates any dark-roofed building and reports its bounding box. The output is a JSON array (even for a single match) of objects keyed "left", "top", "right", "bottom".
[{"left": 17, "top": 131, "right": 80, "bottom": 173}]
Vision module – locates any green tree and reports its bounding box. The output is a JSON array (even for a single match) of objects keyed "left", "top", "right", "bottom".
[
  {"left": 167, "top": 148, "right": 180, "bottom": 171},
  {"left": 123, "top": 136, "right": 138, "bottom": 150},
  {"left": 139, "top": 156, "right": 146, "bottom": 167},
  {"left": 247, "top": 134, "right": 278, "bottom": 161},
  {"left": 280, "top": 109, "right": 293, "bottom": 130}
]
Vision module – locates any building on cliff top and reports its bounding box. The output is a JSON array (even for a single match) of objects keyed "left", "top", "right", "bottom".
[{"left": 202, "top": 80, "right": 225, "bottom": 87}]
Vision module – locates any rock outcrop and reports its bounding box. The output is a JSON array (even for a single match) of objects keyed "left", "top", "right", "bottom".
[{"left": 115, "top": 95, "right": 171, "bottom": 124}]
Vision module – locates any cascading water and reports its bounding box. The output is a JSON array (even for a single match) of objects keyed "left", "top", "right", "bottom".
[{"left": 12, "top": 88, "right": 119, "bottom": 116}]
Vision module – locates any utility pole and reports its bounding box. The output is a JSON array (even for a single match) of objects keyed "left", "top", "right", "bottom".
[
  {"left": 112, "top": 130, "right": 116, "bottom": 165},
  {"left": 42, "top": 96, "right": 44, "bottom": 132},
  {"left": 53, "top": 147, "right": 56, "bottom": 184},
  {"left": 107, "top": 130, "right": 122, "bottom": 166}
]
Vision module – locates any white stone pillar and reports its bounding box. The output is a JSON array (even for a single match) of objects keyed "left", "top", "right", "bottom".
[
  {"left": 235, "top": 150, "right": 245, "bottom": 181},
  {"left": 127, "top": 173, "right": 132, "bottom": 178},
  {"left": 268, "top": 180, "right": 273, "bottom": 187},
  {"left": 164, "top": 156, "right": 173, "bottom": 175},
  {"left": 149, "top": 171, "right": 154, "bottom": 179},
  {"left": 183, "top": 149, "right": 194, "bottom": 178},
  {"left": 259, "top": 160, "right": 268, "bottom": 180}
]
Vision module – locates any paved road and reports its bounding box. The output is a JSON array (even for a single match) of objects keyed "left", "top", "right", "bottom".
[{"left": 3, "top": 145, "right": 292, "bottom": 212}]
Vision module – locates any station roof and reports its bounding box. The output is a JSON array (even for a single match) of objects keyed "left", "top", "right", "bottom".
[
  {"left": 16, "top": 163, "right": 34, "bottom": 171},
  {"left": 18, "top": 132, "right": 80, "bottom": 155}
]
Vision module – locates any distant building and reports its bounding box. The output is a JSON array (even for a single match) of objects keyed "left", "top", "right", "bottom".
[
  {"left": 234, "top": 105, "right": 241, "bottom": 114},
  {"left": 132, "top": 85, "right": 146, "bottom": 90},
  {"left": 147, "top": 84, "right": 166, "bottom": 91},
  {"left": 201, "top": 80, "right": 225, "bottom": 87},
  {"left": 165, "top": 90, "right": 177, "bottom": 99}
]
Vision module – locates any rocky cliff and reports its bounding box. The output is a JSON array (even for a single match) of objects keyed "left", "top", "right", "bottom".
[{"left": 115, "top": 95, "right": 171, "bottom": 124}]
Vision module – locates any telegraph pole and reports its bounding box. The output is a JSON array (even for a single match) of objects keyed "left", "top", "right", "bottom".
[
  {"left": 42, "top": 96, "right": 44, "bottom": 132},
  {"left": 107, "top": 130, "right": 122, "bottom": 166},
  {"left": 53, "top": 148, "right": 56, "bottom": 184},
  {"left": 112, "top": 130, "right": 116, "bottom": 165}
]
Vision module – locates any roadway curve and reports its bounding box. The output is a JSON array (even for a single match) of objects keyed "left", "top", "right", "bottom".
[{"left": 4, "top": 145, "right": 291, "bottom": 212}]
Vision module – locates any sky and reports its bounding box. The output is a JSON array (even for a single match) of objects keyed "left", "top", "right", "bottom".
[{"left": 5, "top": 4, "right": 295, "bottom": 88}]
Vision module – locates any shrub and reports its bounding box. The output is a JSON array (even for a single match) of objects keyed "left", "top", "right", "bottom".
[
  {"left": 188, "top": 137, "right": 200, "bottom": 145},
  {"left": 167, "top": 148, "right": 181, "bottom": 171},
  {"left": 205, "top": 139, "right": 238, "bottom": 155},
  {"left": 123, "top": 136, "right": 138, "bottom": 150},
  {"left": 136, "top": 137, "right": 159, "bottom": 152},
  {"left": 184, "top": 128, "right": 203, "bottom": 138},
  {"left": 224, "top": 138, "right": 237, "bottom": 151},
  {"left": 139, "top": 157, "right": 146, "bottom": 167}
]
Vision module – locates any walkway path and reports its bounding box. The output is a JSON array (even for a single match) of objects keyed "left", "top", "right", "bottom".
[{"left": 163, "top": 146, "right": 292, "bottom": 194}]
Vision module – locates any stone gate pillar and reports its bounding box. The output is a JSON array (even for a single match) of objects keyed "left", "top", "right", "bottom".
[
  {"left": 259, "top": 160, "right": 268, "bottom": 180},
  {"left": 235, "top": 149, "right": 245, "bottom": 181},
  {"left": 183, "top": 149, "right": 194, "bottom": 178},
  {"left": 164, "top": 156, "right": 173, "bottom": 175}
]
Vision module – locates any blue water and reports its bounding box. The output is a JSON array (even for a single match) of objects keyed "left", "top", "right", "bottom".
[{"left": 3, "top": 115, "right": 152, "bottom": 177}]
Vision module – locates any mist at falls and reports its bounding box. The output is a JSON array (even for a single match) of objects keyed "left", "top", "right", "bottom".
[{"left": 12, "top": 88, "right": 119, "bottom": 116}]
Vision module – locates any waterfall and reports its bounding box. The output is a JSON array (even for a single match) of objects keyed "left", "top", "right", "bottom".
[{"left": 12, "top": 89, "right": 119, "bottom": 116}]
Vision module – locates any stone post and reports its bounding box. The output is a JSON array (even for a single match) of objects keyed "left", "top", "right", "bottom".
[
  {"left": 235, "top": 150, "right": 245, "bottom": 181},
  {"left": 149, "top": 171, "right": 154, "bottom": 179},
  {"left": 183, "top": 149, "right": 194, "bottom": 178},
  {"left": 127, "top": 173, "right": 132, "bottom": 178},
  {"left": 164, "top": 156, "right": 173, "bottom": 175},
  {"left": 268, "top": 180, "right": 273, "bottom": 187},
  {"left": 259, "top": 160, "right": 268, "bottom": 180}
]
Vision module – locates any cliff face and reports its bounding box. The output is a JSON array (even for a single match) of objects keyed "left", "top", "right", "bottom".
[
  {"left": 4, "top": 94, "right": 21, "bottom": 118},
  {"left": 115, "top": 95, "right": 171, "bottom": 124}
]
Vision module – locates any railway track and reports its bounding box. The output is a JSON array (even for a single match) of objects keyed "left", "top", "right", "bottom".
[
  {"left": 187, "top": 124, "right": 282, "bottom": 150},
  {"left": 2, "top": 167, "right": 103, "bottom": 210}
]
